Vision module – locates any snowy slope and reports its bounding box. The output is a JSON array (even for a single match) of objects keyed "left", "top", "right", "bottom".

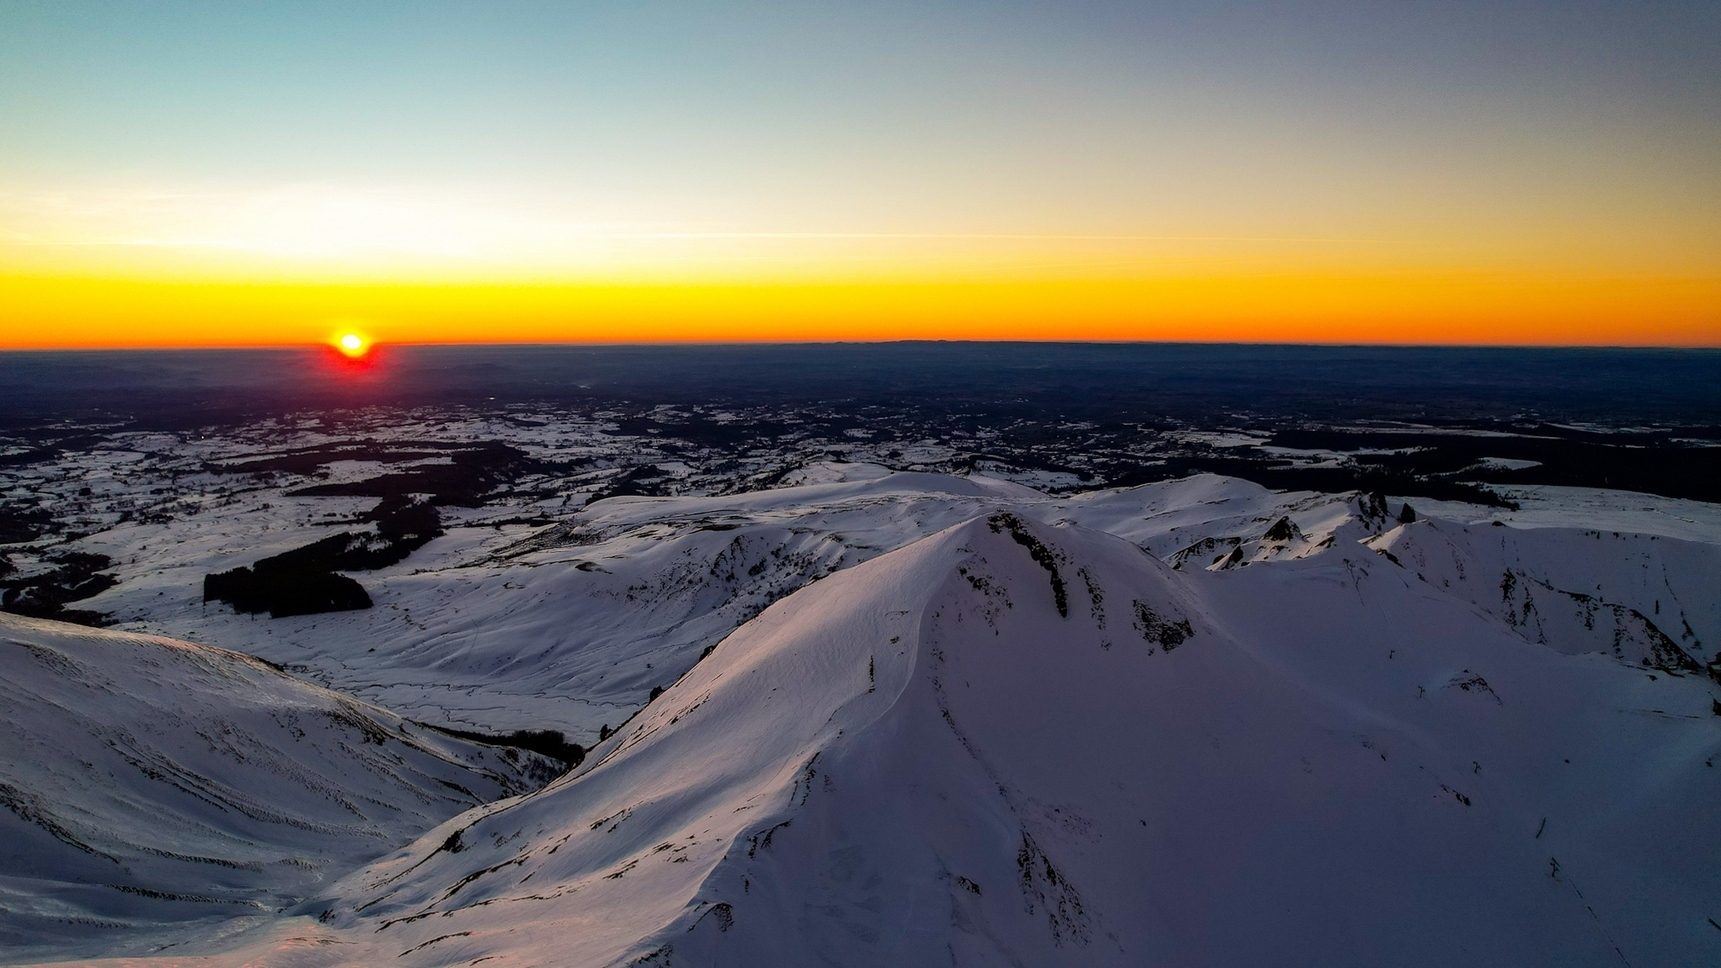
[
  {"left": 13, "top": 470, "right": 1721, "bottom": 967},
  {"left": 147, "top": 509, "right": 1719, "bottom": 968},
  {"left": 79, "top": 469, "right": 1369, "bottom": 749},
  {"left": 0, "top": 613, "right": 560, "bottom": 958},
  {"left": 81, "top": 467, "right": 1050, "bottom": 741},
  {"left": 1364, "top": 518, "right": 1719, "bottom": 671}
]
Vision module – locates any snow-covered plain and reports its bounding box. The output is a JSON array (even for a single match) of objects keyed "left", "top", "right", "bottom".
[{"left": 5, "top": 459, "right": 1720, "bottom": 966}]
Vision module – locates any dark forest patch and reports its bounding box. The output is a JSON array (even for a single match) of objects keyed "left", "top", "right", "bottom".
[
  {"left": 287, "top": 442, "right": 540, "bottom": 507},
  {"left": 215, "top": 441, "right": 467, "bottom": 476},
  {"left": 588, "top": 464, "right": 674, "bottom": 502},
  {"left": 417, "top": 724, "right": 585, "bottom": 772},
  {"left": 0, "top": 552, "right": 116, "bottom": 626},
  {"left": 0, "top": 505, "right": 54, "bottom": 544},
  {"left": 1107, "top": 457, "right": 1518, "bottom": 509},
  {"left": 204, "top": 561, "right": 370, "bottom": 619},
  {"left": 204, "top": 496, "right": 443, "bottom": 618},
  {"left": 1259, "top": 425, "right": 1721, "bottom": 505}
]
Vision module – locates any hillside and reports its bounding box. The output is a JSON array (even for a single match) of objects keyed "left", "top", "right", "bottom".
[
  {"left": 0, "top": 613, "right": 561, "bottom": 959},
  {"left": 9, "top": 471, "right": 1720, "bottom": 967},
  {"left": 247, "top": 509, "right": 1718, "bottom": 967}
]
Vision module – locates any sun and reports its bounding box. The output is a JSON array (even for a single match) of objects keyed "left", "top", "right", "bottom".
[{"left": 335, "top": 332, "right": 370, "bottom": 358}]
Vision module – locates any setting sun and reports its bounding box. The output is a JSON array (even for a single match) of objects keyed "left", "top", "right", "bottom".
[{"left": 336, "top": 333, "right": 369, "bottom": 357}]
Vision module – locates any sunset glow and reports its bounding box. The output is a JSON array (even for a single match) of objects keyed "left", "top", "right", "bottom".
[
  {"left": 5, "top": 6, "right": 1721, "bottom": 962},
  {"left": 336, "top": 332, "right": 369, "bottom": 357},
  {"left": 1, "top": 2, "right": 1715, "bottom": 348}
]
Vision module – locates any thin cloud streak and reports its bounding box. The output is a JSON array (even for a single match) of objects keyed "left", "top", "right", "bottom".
[
  {"left": 598, "top": 232, "right": 1402, "bottom": 244},
  {"left": 0, "top": 233, "right": 1403, "bottom": 247}
]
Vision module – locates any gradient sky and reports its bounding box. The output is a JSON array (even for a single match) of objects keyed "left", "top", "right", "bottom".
[{"left": 2, "top": 0, "right": 1718, "bottom": 347}]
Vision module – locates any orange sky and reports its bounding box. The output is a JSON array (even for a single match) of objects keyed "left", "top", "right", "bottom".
[
  {"left": 3, "top": 3, "right": 1718, "bottom": 348},
  {"left": 6, "top": 269, "right": 1717, "bottom": 349}
]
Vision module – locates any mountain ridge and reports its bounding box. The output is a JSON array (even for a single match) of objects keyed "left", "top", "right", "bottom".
[
  {"left": 9, "top": 474, "right": 1721, "bottom": 967},
  {"left": 254, "top": 509, "right": 1719, "bottom": 966}
]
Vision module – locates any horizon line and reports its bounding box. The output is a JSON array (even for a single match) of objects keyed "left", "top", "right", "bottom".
[{"left": 4, "top": 338, "right": 1718, "bottom": 354}]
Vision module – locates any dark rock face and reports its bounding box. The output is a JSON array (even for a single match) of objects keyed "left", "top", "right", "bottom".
[
  {"left": 1133, "top": 600, "right": 1194, "bottom": 651},
  {"left": 987, "top": 513, "right": 1068, "bottom": 618},
  {"left": 1263, "top": 517, "right": 1297, "bottom": 542}
]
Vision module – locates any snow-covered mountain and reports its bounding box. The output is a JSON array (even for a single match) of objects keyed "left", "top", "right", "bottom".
[
  {"left": 1363, "top": 517, "right": 1719, "bottom": 673},
  {"left": 0, "top": 613, "right": 561, "bottom": 959},
  {"left": 68, "top": 464, "right": 1054, "bottom": 740},
  {"left": 274, "top": 509, "right": 1714, "bottom": 968},
  {"left": 7, "top": 470, "right": 1720, "bottom": 966}
]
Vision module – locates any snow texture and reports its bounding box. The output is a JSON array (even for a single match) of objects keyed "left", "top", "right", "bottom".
[
  {"left": 0, "top": 613, "right": 559, "bottom": 960},
  {"left": 7, "top": 469, "right": 1721, "bottom": 967}
]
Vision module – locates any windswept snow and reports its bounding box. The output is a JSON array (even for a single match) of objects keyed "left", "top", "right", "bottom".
[
  {"left": 0, "top": 613, "right": 560, "bottom": 960},
  {"left": 6, "top": 468, "right": 1721, "bottom": 966},
  {"left": 78, "top": 469, "right": 1052, "bottom": 739},
  {"left": 1365, "top": 518, "right": 1719, "bottom": 671}
]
